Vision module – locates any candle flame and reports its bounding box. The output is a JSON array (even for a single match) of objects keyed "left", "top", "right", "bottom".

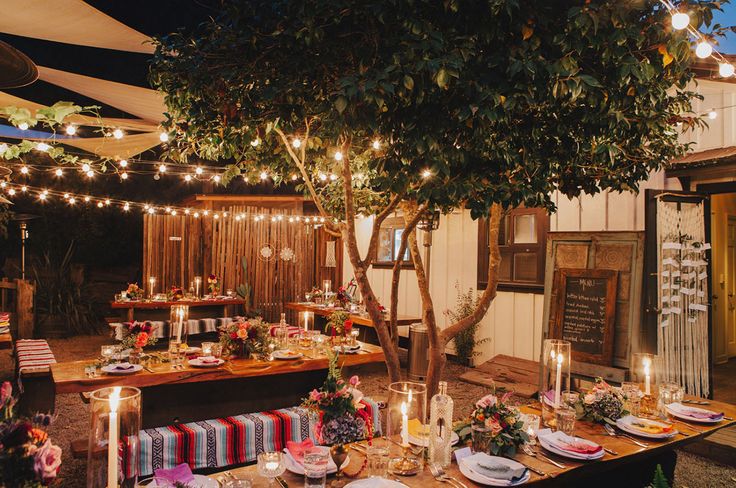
[
  {"left": 109, "top": 387, "right": 122, "bottom": 413},
  {"left": 556, "top": 353, "right": 563, "bottom": 365}
]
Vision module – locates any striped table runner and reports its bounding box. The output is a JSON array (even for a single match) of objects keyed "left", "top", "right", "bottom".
[
  {"left": 15, "top": 339, "right": 57, "bottom": 373},
  {"left": 112, "top": 317, "right": 235, "bottom": 341}
]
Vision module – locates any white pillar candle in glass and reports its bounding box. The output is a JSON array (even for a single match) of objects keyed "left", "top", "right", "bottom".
[
  {"left": 302, "top": 311, "right": 309, "bottom": 332},
  {"left": 322, "top": 279, "right": 331, "bottom": 294},
  {"left": 643, "top": 357, "right": 651, "bottom": 396},
  {"left": 554, "top": 353, "right": 563, "bottom": 408},
  {"left": 107, "top": 387, "right": 121, "bottom": 488},
  {"left": 148, "top": 277, "right": 156, "bottom": 299},
  {"left": 400, "top": 401, "right": 409, "bottom": 446},
  {"left": 193, "top": 276, "right": 202, "bottom": 298}
]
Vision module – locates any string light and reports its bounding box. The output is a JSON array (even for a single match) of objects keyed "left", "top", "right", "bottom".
[
  {"left": 38, "top": 192, "right": 47, "bottom": 201},
  {"left": 334, "top": 151, "right": 343, "bottom": 161},
  {"left": 68, "top": 196, "right": 75, "bottom": 204},
  {"left": 119, "top": 160, "right": 128, "bottom": 168},
  {"left": 123, "top": 203, "right": 130, "bottom": 211},
  {"left": 243, "top": 176, "right": 250, "bottom": 183},
  {"left": 372, "top": 139, "right": 381, "bottom": 150},
  {"left": 184, "top": 209, "right": 190, "bottom": 215},
  {"left": 20, "top": 166, "right": 29, "bottom": 175},
  {"left": 213, "top": 175, "right": 221, "bottom": 183},
  {"left": 184, "top": 174, "right": 192, "bottom": 182},
  {"left": 719, "top": 62, "right": 735, "bottom": 78},
  {"left": 7, "top": 188, "right": 15, "bottom": 196},
  {"left": 63, "top": 193, "right": 70, "bottom": 199},
  {"left": 329, "top": 174, "right": 337, "bottom": 181},
  {"left": 708, "top": 109, "right": 718, "bottom": 119},
  {"left": 112, "top": 128, "right": 124, "bottom": 139},
  {"left": 422, "top": 169, "right": 432, "bottom": 178},
  {"left": 97, "top": 201, "right": 103, "bottom": 208},
  {"left": 121, "top": 172, "right": 129, "bottom": 180},
  {"left": 65, "top": 125, "right": 77, "bottom": 136},
  {"left": 260, "top": 170, "right": 268, "bottom": 180},
  {"left": 291, "top": 174, "right": 298, "bottom": 181},
  {"left": 105, "top": 199, "right": 111, "bottom": 206},
  {"left": 292, "top": 138, "right": 302, "bottom": 148},
  {"left": 671, "top": 11, "right": 690, "bottom": 30},
  {"left": 193, "top": 212, "right": 200, "bottom": 218},
  {"left": 158, "top": 164, "right": 167, "bottom": 173},
  {"left": 0, "top": 182, "right": 5, "bottom": 188},
  {"left": 159, "top": 132, "right": 169, "bottom": 142},
  {"left": 147, "top": 207, "right": 154, "bottom": 214},
  {"left": 82, "top": 163, "right": 90, "bottom": 172},
  {"left": 695, "top": 41, "right": 713, "bottom": 59},
  {"left": 55, "top": 168, "right": 63, "bottom": 177},
  {"left": 86, "top": 170, "right": 94, "bottom": 178},
  {"left": 36, "top": 142, "right": 50, "bottom": 152},
  {"left": 250, "top": 138, "right": 260, "bottom": 147},
  {"left": 195, "top": 167, "right": 203, "bottom": 175},
  {"left": 18, "top": 122, "right": 29, "bottom": 130},
  {"left": 171, "top": 210, "right": 177, "bottom": 216},
  {"left": 319, "top": 173, "right": 327, "bottom": 181},
  {"left": 83, "top": 196, "right": 90, "bottom": 202}
]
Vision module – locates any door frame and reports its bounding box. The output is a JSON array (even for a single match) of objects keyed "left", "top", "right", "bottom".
[{"left": 727, "top": 215, "right": 736, "bottom": 358}]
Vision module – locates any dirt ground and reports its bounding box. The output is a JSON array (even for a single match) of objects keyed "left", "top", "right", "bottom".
[{"left": 1, "top": 335, "right": 735, "bottom": 487}]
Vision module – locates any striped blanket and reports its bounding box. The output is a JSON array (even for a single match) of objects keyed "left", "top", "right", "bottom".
[
  {"left": 15, "top": 339, "right": 56, "bottom": 373},
  {"left": 112, "top": 317, "right": 235, "bottom": 341},
  {"left": 134, "top": 399, "right": 381, "bottom": 477}
]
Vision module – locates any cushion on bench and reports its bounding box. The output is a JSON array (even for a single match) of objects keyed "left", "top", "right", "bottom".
[
  {"left": 134, "top": 399, "right": 381, "bottom": 477},
  {"left": 16, "top": 339, "right": 56, "bottom": 374},
  {"left": 112, "top": 317, "right": 235, "bottom": 341}
]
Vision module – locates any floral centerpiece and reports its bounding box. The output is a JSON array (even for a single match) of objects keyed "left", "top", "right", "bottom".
[
  {"left": 575, "top": 378, "right": 628, "bottom": 424},
  {"left": 125, "top": 283, "right": 144, "bottom": 301},
  {"left": 336, "top": 284, "right": 354, "bottom": 308},
  {"left": 119, "top": 321, "right": 157, "bottom": 352},
  {"left": 168, "top": 286, "right": 184, "bottom": 301},
  {"left": 470, "top": 392, "right": 528, "bottom": 456},
  {"left": 207, "top": 274, "right": 220, "bottom": 297},
  {"left": 325, "top": 310, "right": 352, "bottom": 343},
  {"left": 309, "top": 287, "right": 324, "bottom": 303},
  {"left": 218, "top": 317, "right": 271, "bottom": 358},
  {"left": 0, "top": 382, "right": 62, "bottom": 487}
]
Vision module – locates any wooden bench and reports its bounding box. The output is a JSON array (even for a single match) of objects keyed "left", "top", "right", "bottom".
[{"left": 15, "top": 339, "right": 56, "bottom": 415}]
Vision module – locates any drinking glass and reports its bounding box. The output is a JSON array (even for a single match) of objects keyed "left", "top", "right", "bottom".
[
  {"left": 349, "top": 328, "right": 360, "bottom": 347},
  {"left": 226, "top": 288, "right": 234, "bottom": 297},
  {"left": 621, "top": 382, "right": 642, "bottom": 417},
  {"left": 561, "top": 390, "right": 579, "bottom": 409},
  {"left": 522, "top": 413, "right": 540, "bottom": 446},
  {"left": 471, "top": 423, "right": 493, "bottom": 454},
  {"left": 657, "top": 382, "right": 684, "bottom": 416},
  {"left": 201, "top": 342, "right": 215, "bottom": 356},
  {"left": 303, "top": 448, "right": 329, "bottom": 488},
  {"left": 554, "top": 407, "right": 576, "bottom": 436},
  {"left": 210, "top": 343, "right": 223, "bottom": 359},
  {"left": 223, "top": 479, "right": 252, "bottom": 488},
  {"left": 101, "top": 345, "right": 116, "bottom": 360},
  {"left": 366, "top": 444, "right": 390, "bottom": 479},
  {"left": 257, "top": 451, "right": 285, "bottom": 487},
  {"left": 168, "top": 341, "right": 182, "bottom": 368}
]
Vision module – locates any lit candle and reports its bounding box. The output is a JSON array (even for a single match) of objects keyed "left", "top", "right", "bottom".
[
  {"left": 176, "top": 308, "right": 184, "bottom": 342},
  {"left": 194, "top": 276, "right": 201, "bottom": 298},
  {"left": 323, "top": 280, "right": 331, "bottom": 294},
  {"left": 107, "top": 387, "right": 121, "bottom": 488},
  {"left": 554, "top": 352, "right": 563, "bottom": 408},
  {"left": 400, "top": 401, "right": 409, "bottom": 446},
  {"left": 148, "top": 277, "right": 156, "bottom": 298},
  {"left": 643, "top": 358, "right": 651, "bottom": 396},
  {"left": 303, "top": 312, "right": 309, "bottom": 332}
]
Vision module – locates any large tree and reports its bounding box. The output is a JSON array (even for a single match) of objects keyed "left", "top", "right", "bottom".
[{"left": 151, "top": 0, "right": 717, "bottom": 394}]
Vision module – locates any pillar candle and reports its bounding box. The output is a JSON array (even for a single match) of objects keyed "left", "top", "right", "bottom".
[
  {"left": 554, "top": 353, "right": 563, "bottom": 408},
  {"left": 107, "top": 388, "right": 121, "bottom": 488},
  {"left": 400, "top": 401, "right": 409, "bottom": 447}
]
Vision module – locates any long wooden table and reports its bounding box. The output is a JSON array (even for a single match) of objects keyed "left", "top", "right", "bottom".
[
  {"left": 52, "top": 342, "right": 385, "bottom": 427},
  {"left": 111, "top": 298, "right": 246, "bottom": 322},
  {"left": 0, "top": 331, "right": 11, "bottom": 350},
  {"left": 285, "top": 302, "right": 420, "bottom": 328},
  {"left": 209, "top": 398, "right": 736, "bottom": 487}
]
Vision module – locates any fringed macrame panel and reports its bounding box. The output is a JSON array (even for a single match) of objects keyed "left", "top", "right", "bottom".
[{"left": 656, "top": 200, "right": 710, "bottom": 398}]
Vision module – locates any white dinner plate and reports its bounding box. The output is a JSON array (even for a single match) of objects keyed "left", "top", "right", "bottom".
[
  {"left": 457, "top": 454, "right": 530, "bottom": 486},
  {"left": 184, "top": 346, "right": 202, "bottom": 355},
  {"left": 665, "top": 403, "right": 724, "bottom": 424},
  {"left": 272, "top": 350, "right": 303, "bottom": 360},
  {"left": 188, "top": 358, "right": 225, "bottom": 368},
  {"left": 537, "top": 431, "right": 604, "bottom": 461},
  {"left": 283, "top": 447, "right": 349, "bottom": 475},
  {"left": 147, "top": 474, "right": 219, "bottom": 488},
  {"left": 615, "top": 415, "right": 678, "bottom": 439},
  {"left": 332, "top": 345, "right": 361, "bottom": 354},
  {"left": 102, "top": 363, "right": 143, "bottom": 375},
  {"left": 345, "top": 479, "right": 408, "bottom": 487}
]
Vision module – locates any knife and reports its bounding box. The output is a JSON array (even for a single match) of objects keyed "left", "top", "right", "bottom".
[{"left": 276, "top": 476, "right": 289, "bottom": 487}]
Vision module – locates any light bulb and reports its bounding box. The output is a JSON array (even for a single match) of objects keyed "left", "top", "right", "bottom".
[
  {"left": 260, "top": 171, "right": 268, "bottom": 180},
  {"left": 695, "top": 41, "right": 713, "bottom": 59},
  {"left": 18, "top": 122, "right": 29, "bottom": 130},
  {"left": 319, "top": 173, "right": 327, "bottom": 181},
  {"left": 55, "top": 168, "right": 63, "bottom": 177},
  {"left": 82, "top": 163, "right": 90, "bottom": 172},
  {"left": 288, "top": 217, "right": 294, "bottom": 223},
  {"left": 144, "top": 204, "right": 150, "bottom": 210},
  {"left": 112, "top": 128, "right": 124, "bottom": 139},
  {"left": 329, "top": 174, "right": 337, "bottom": 181},
  {"left": 84, "top": 196, "right": 90, "bottom": 202},
  {"left": 292, "top": 138, "right": 301, "bottom": 148},
  {"left": 158, "top": 164, "right": 167, "bottom": 173},
  {"left": 119, "top": 159, "right": 128, "bottom": 167},
  {"left": 195, "top": 166, "right": 203, "bottom": 175},
  {"left": 334, "top": 151, "right": 343, "bottom": 161},
  {"left": 159, "top": 132, "right": 169, "bottom": 142},
  {"left": 213, "top": 175, "right": 221, "bottom": 183},
  {"left": 243, "top": 176, "right": 250, "bottom": 183},
  {"left": 184, "top": 174, "right": 192, "bottom": 182},
  {"left": 291, "top": 174, "right": 298, "bottom": 181},
  {"left": 193, "top": 212, "right": 200, "bottom": 218},
  {"left": 123, "top": 203, "right": 130, "bottom": 211},
  {"left": 68, "top": 196, "right": 74, "bottom": 204},
  {"left": 148, "top": 207, "right": 154, "bottom": 214},
  {"left": 171, "top": 210, "right": 177, "bottom": 216},
  {"left": 671, "top": 12, "right": 690, "bottom": 30},
  {"left": 38, "top": 193, "right": 46, "bottom": 201},
  {"left": 121, "top": 172, "right": 129, "bottom": 180},
  {"left": 720, "top": 63, "right": 735, "bottom": 77},
  {"left": 97, "top": 201, "right": 103, "bottom": 208},
  {"left": 372, "top": 139, "right": 381, "bottom": 150},
  {"left": 105, "top": 199, "right": 111, "bottom": 206},
  {"left": 86, "top": 170, "right": 94, "bottom": 178},
  {"left": 36, "top": 142, "right": 50, "bottom": 152},
  {"left": 214, "top": 214, "right": 220, "bottom": 220},
  {"left": 203, "top": 210, "right": 209, "bottom": 216},
  {"left": 7, "top": 189, "right": 15, "bottom": 196},
  {"left": 250, "top": 138, "right": 260, "bottom": 147},
  {"left": 422, "top": 169, "right": 432, "bottom": 178},
  {"left": 20, "top": 166, "right": 29, "bottom": 174},
  {"left": 184, "top": 209, "right": 190, "bottom": 215},
  {"left": 65, "top": 125, "right": 77, "bottom": 135},
  {"left": 708, "top": 109, "right": 718, "bottom": 120},
  {"left": 0, "top": 181, "right": 6, "bottom": 188},
  {"left": 165, "top": 206, "right": 172, "bottom": 213},
  {"left": 21, "top": 185, "right": 27, "bottom": 192},
  {"left": 63, "top": 193, "right": 70, "bottom": 199}
]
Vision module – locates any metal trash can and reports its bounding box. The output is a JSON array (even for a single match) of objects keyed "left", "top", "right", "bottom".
[{"left": 408, "top": 322, "right": 429, "bottom": 381}]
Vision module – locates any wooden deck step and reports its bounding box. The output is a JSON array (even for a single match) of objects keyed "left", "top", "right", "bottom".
[
  {"left": 682, "top": 425, "right": 736, "bottom": 467},
  {"left": 459, "top": 354, "right": 539, "bottom": 398}
]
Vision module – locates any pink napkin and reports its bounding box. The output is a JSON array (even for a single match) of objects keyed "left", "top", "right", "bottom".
[
  {"left": 680, "top": 407, "right": 724, "bottom": 420},
  {"left": 197, "top": 356, "right": 219, "bottom": 364},
  {"left": 551, "top": 439, "right": 602, "bottom": 455},
  {"left": 154, "top": 463, "right": 195, "bottom": 485},
  {"left": 286, "top": 439, "right": 315, "bottom": 464},
  {"left": 112, "top": 363, "right": 134, "bottom": 371}
]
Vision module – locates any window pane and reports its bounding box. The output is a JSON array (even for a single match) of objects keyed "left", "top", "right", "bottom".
[
  {"left": 377, "top": 228, "right": 393, "bottom": 262},
  {"left": 498, "top": 250, "right": 513, "bottom": 282},
  {"left": 498, "top": 216, "right": 508, "bottom": 246},
  {"left": 393, "top": 228, "right": 410, "bottom": 261},
  {"left": 513, "top": 214, "right": 537, "bottom": 244},
  {"left": 513, "top": 253, "right": 538, "bottom": 282}
]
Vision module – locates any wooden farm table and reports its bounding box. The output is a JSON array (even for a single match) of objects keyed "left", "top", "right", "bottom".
[
  {"left": 52, "top": 342, "right": 385, "bottom": 428},
  {"left": 285, "top": 302, "right": 420, "bottom": 328},
  {"left": 0, "top": 331, "right": 11, "bottom": 350},
  {"left": 111, "top": 298, "right": 246, "bottom": 322},
  {"left": 209, "top": 398, "right": 736, "bottom": 488}
]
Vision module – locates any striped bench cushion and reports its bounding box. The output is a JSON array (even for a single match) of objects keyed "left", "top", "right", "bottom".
[
  {"left": 112, "top": 317, "right": 235, "bottom": 341},
  {"left": 15, "top": 339, "right": 56, "bottom": 374},
  {"left": 134, "top": 399, "right": 381, "bottom": 477}
]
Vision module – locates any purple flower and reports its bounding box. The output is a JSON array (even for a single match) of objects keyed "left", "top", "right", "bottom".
[
  {"left": 33, "top": 440, "right": 62, "bottom": 482},
  {"left": 319, "top": 415, "right": 366, "bottom": 445}
]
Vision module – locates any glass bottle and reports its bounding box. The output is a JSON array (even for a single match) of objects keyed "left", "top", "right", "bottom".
[
  {"left": 429, "top": 381, "right": 453, "bottom": 467},
  {"left": 276, "top": 313, "right": 289, "bottom": 349}
]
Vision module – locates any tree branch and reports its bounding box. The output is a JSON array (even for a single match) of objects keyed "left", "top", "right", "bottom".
[{"left": 440, "top": 203, "right": 502, "bottom": 343}]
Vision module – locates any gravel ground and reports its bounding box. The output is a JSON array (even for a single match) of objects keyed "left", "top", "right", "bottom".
[{"left": 1, "top": 336, "right": 735, "bottom": 487}]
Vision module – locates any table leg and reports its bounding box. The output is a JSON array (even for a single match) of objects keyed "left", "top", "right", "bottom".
[{"left": 127, "top": 309, "right": 134, "bottom": 322}]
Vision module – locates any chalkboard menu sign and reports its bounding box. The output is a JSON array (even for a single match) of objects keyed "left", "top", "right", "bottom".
[{"left": 551, "top": 268, "right": 618, "bottom": 366}]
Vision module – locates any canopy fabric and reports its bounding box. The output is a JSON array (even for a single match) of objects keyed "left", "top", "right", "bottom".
[
  {"left": 37, "top": 66, "right": 165, "bottom": 123},
  {"left": 0, "top": 0, "right": 154, "bottom": 54},
  {"left": 0, "top": 91, "right": 158, "bottom": 132},
  {"left": 0, "top": 124, "right": 160, "bottom": 159}
]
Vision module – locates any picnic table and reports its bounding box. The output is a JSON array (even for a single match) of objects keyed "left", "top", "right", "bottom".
[
  {"left": 209, "top": 399, "right": 736, "bottom": 487},
  {"left": 111, "top": 297, "right": 246, "bottom": 322},
  {"left": 285, "top": 302, "right": 420, "bottom": 328},
  {"left": 51, "top": 341, "right": 385, "bottom": 428}
]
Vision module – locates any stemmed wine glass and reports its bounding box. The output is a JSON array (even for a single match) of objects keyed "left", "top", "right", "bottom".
[{"left": 257, "top": 451, "right": 285, "bottom": 486}]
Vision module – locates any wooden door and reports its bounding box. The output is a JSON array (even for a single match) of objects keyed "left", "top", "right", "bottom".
[{"left": 728, "top": 216, "right": 736, "bottom": 358}]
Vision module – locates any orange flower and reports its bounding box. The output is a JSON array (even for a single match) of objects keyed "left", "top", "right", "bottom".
[
  {"left": 135, "top": 332, "right": 149, "bottom": 348},
  {"left": 30, "top": 427, "right": 48, "bottom": 445}
]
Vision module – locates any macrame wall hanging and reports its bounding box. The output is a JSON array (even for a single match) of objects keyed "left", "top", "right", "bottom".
[
  {"left": 325, "top": 240, "right": 337, "bottom": 268},
  {"left": 656, "top": 198, "right": 710, "bottom": 398}
]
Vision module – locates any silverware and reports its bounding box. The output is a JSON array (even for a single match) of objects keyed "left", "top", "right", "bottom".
[
  {"left": 522, "top": 444, "right": 566, "bottom": 469},
  {"left": 429, "top": 462, "right": 468, "bottom": 488},
  {"left": 143, "top": 365, "right": 155, "bottom": 373},
  {"left": 502, "top": 456, "right": 546, "bottom": 477},
  {"left": 603, "top": 424, "right": 649, "bottom": 448},
  {"left": 683, "top": 399, "right": 710, "bottom": 405},
  {"left": 276, "top": 475, "right": 289, "bottom": 487}
]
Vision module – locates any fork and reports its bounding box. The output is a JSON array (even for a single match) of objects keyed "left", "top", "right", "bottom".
[
  {"left": 522, "top": 444, "right": 566, "bottom": 469},
  {"left": 429, "top": 462, "right": 468, "bottom": 488},
  {"left": 603, "top": 424, "right": 649, "bottom": 448}
]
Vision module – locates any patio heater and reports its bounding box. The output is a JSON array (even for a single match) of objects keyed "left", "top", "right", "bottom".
[
  {"left": 11, "top": 213, "right": 40, "bottom": 280},
  {"left": 417, "top": 209, "right": 441, "bottom": 285}
]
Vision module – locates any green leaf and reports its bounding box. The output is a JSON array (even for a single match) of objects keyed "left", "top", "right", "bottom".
[
  {"left": 403, "top": 75, "right": 414, "bottom": 91},
  {"left": 436, "top": 68, "right": 449, "bottom": 89},
  {"left": 334, "top": 96, "right": 348, "bottom": 114}
]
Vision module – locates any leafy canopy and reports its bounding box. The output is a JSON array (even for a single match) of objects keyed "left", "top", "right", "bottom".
[{"left": 151, "top": 0, "right": 715, "bottom": 218}]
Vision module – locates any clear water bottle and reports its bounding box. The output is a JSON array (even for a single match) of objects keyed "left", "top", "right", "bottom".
[
  {"left": 429, "top": 380, "right": 454, "bottom": 467},
  {"left": 276, "top": 313, "right": 289, "bottom": 349}
]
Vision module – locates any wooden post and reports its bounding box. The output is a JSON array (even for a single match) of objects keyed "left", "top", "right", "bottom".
[{"left": 14, "top": 279, "right": 34, "bottom": 339}]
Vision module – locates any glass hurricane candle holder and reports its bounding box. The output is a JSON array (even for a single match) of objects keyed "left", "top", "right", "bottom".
[
  {"left": 322, "top": 279, "right": 332, "bottom": 294},
  {"left": 540, "top": 339, "right": 571, "bottom": 427},
  {"left": 169, "top": 305, "right": 189, "bottom": 345},
  {"left": 300, "top": 311, "right": 314, "bottom": 332},
  {"left": 387, "top": 382, "right": 426, "bottom": 476},
  {"left": 193, "top": 276, "right": 202, "bottom": 299},
  {"left": 87, "top": 386, "right": 141, "bottom": 488},
  {"left": 147, "top": 277, "right": 156, "bottom": 299}
]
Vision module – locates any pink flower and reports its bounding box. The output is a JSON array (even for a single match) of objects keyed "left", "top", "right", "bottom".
[
  {"left": 349, "top": 375, "right": 360, "bottom": 387},
  {"left": 486, "top": 418, "right": 503, "bottom": 436},
  {"left": 475, "top": 394, "right": 497, "bottom": 409},
  {"left": 33, "top": 440, "right": 62, "bottom": 482},
  {"left": 309, "top": 389, "right": 322, "bottom": 402},
  {"left": 349, "top": 388, "right": 364, "bottom": 408},
  {"left": 0, "top": 381, "right": 12, "bottom": 404}
]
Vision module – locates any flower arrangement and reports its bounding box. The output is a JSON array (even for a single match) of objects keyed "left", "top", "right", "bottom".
[
  {"left": 168, "top": 286, "right": 184, "bottom": 301},
  {"left": 336, "top": 279, "right": 356, "bottom": 307},
  {"left": 218, "top": 317, "right": 271, "bottom": 358},
  {"left": 125, "top": 283, "right": 144, "bottom": 301},
  {"left": 0, "top": 382, "right": 62, "bottom": 487},
  {"left": 207, "top": 274, "right": 220, "bottom": 296},
  {"left": 326, "top": 310, "right": 352, "bottom": 339},
  {"left": 576, "top": 378, "right": 628, "bottom": 424},
  {"left": 301, "top": 351, "right": 372, "bottom": 446},
  {"left": 471, "top": 392, "right": 528, "bottom": 456},
  {"left": 119, "top": 321, "right": 157, "bottom": 351}
]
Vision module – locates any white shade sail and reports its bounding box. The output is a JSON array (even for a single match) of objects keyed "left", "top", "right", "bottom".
[{"left": 0, "top": 0, "right": 154, "bottom": 54}]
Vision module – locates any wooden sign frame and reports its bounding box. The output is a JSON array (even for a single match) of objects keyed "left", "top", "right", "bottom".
[{"left": 551, "top": 268, "right": 618, "bottom": 366}]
